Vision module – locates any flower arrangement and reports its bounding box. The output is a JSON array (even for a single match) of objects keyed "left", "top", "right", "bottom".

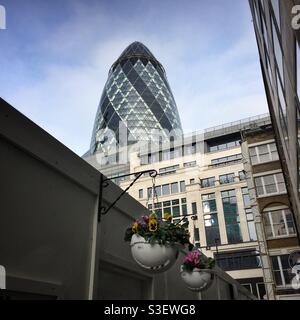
[
  {"left": 124, "top": 213, "right": 193, "bottom": 247},
  {"left": 181, "top": 250, "right": 215, "bottom": 271}
]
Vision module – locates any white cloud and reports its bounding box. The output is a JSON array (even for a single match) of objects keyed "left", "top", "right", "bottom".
[{"left": 1, "top": 0, "right": 269, "bottom": 156}]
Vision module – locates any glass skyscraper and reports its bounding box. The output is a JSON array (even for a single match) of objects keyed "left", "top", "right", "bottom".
[{"left": 90, "top": 41, "right": 183, "bottom": 154}]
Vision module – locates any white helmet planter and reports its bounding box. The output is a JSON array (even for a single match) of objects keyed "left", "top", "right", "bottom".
[{"left": 124, "top": 213, "right": 192, "bottom": 273}]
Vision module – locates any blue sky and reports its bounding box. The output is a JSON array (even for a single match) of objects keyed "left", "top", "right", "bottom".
[{"left": 0, "top": 0, "right": 268, "bottom": 155}]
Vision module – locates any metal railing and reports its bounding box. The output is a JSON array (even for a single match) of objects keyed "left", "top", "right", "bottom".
[
  {"left": 174, "top": 113, "right": 271, "bottom": 141},
  {"left": 204, "top": 113, "right": 270, "bottom": 133}
]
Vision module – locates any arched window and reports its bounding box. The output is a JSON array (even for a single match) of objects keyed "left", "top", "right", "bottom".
[{"left": 263, "top": 205, "right": 296, "bottom": 239}]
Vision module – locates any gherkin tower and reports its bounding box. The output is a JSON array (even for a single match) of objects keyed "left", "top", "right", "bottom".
[{"left": 90, "top": 41, "right": 183, "bottom": 154}]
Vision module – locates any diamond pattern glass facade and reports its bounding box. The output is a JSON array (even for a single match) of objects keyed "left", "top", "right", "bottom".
[{"left": 90, "top": 42, "right": 183, "bottom": 154}]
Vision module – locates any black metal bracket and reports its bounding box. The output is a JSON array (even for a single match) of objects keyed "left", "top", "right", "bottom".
[{"left": 98, "top": 169, "right": 158, "bottom": 221}]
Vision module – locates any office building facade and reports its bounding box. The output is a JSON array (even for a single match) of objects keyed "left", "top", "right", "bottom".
[
  {"left": 117, "top": 115, "right": 274, "bottom": 299},
  {"left": 242, "top": 123, "right": 300, "bottom": 300},
  {"left": 249, "top": 0, "right": 300, "bottom": 239}
]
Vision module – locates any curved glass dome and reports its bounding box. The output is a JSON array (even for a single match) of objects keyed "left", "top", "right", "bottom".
[{"left": 90, "top": 41, "right": 182, "bottom": 154}]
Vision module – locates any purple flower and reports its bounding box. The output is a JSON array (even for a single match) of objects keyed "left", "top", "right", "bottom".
[
  {"left": 142, "top": 215, "right": 149, "bottom": 223},
  {"left": 137, "top": 218, "right": 147, "bottom": 228},
  {"left": 183, "top": 251, "right": 201, "bottom": 267}
]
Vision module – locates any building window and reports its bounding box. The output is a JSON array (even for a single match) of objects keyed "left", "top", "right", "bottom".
[
  {"left": 161, "top": 148, "right": 182, "bottom": 161},
  {"left": 160, "top": 182, "right": 185, "bottom": 196},
  {"left": 181, "top": 198, "right": 187, "bottom": 216},
  {"left": 210, "top": 154, "right": 242, "bottom": 168},
  {"left": 239, "top": 170, "right": 246, "bottom": 181},
  {"left": 254, "top": 2, "right": 261, "bottom": 36},
  {"left": 190, "top": 178, "right": 195, "bottom": 184},
  {"left": 154, "top": 202, "right": 162, "bottom": 218},
  {"left": 170, "top": 148, "right": 175, "bottom": 160},
  {"left": 253, "top": 0, "right": 261, "bottom": 35},
  {"left": 194, "top": 227, "right": 200, "bottom": 242},
  {"left": 159, "top": 165, "right": 179, "bottom": 176},
  {"left": 208, "top": 139, "right": 240, "bottom": 153},
  {"left": 221, "top": 190, "right": 242, "bottom": 244},
  {"left": 249, "top": 142, "right": 279, "bottom": 164},
  {"left": 265, "top": 44, "right": 273, "bottom": 88},
  {"left": 264, "top": 209, "right": 296, "bottom": 239},
  {"left": 204, "top": 214, "right": 220, "bottom": 247},
  {"left": 148, "top": 152, "right": 159, "bottom": 164},
  {"left": 162, "top": 184, "right": 170, "bottom": 196},
  {"left": 183, "top": 143, "right": 196, "bottom": 155},
  {"left": 242, "top": 187, "right": 251, "bottom": 207},
  {"left": 140, "top": 154, "right": 148, "bottom": 165},
  {"left": 246, "top": 208, "right": 257, "bottom": 241},
  {"left": 219, "top": 173, "right": 235, "bottom": 185},
  {"left": 171, "top": 182, "right": 179, "bottom": 194},
  {"left": 192, "top": 202, "right": 197, "bottom": 215},
  {"left": 184, "top": 161, "right": 197, "bottom": 168},
  {"left": 201, "top": 177, "right": 215, "bottom": 188},
  {"left": 276, "top": 67, "right": 289, "bottom": 148},
  {"left": 175, "top": 147, "right": 183, "bottom": 158},
  {"left": 202, "top": 193, "right": 220, "bottom": 246},
  {"left": 216, "top": 249, "right": 261, "bottom": 271},
  {"left": 254, "top": 173, "right": 286, "bottom": 196},
  {"left": 277, "top": 70, "right": 287, "bottom": 118},
  {"left": 241, "top": 283, "right": 252, "bottom": 294},
  {"left": 154, "top": 186, "right": 161, "bottom": 197},
  {"left": 202, "top": 193, "right": 217, "bottom": 213},
  {"left": 270, "top": 0, "right": 280, "bottom": 30},
  {"left": 161, "top": 199, "right": 184, "bottom": 219},
  {"left": 256, "top": 282, "right": 267, "bottom": 300},
  {"left": 271, "top": 17, "right": 284, "bottom": 83},
  {"left": 111, "top": 173, "right": 129, "bottom": 185},
  {"left": 180, "top": 181, "right": 186, "bottom": 192},
  {"left": 271, "top": 255, "right": 293, "bottom": 287},
  {"left": 138, "top": 189, "right": 143, "bottom": 199},
  {"left": 171, "top": 199, "right": 180, "bottom": 218},
  {"left": 297, "top": 41, "right": 300, "bottom": 100},
  {"left": 241, "top": 281, "right": 267, "bottom": 300},
  {"left": 162, "top": 201, "right": 171, "bottom": 216},
  {"left": 261, "top": 9, "right": 270, "bottom": 58},
  {"left": 162, "top": 150, "right": 170, "bottom": 161},
  {"left": 279, "top": 100, "right": 289, "bottom": 148},
  {"left": 147, "top": 187, "right": 153, "bottom": 198}
]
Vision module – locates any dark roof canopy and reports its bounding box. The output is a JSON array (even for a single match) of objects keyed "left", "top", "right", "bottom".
[
  {"left": 111, "top": 42, "right": 164, "bottom": 73},
  {"left": 119, "top": 42, "right": 156, "bottom": 60}
]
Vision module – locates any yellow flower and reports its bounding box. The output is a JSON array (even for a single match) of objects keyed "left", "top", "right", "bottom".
[
  {"left": 164, "top": 213, "right": 172, "bottom": 221},
  {"left": 132, "top": 222, "right": 139, "bottom": 233},
  {"left": 149, "top": 218, "right": 158, "bottom": 232},
  {"left": 149, "top": 213, "right": 158, "bottom": 220}
]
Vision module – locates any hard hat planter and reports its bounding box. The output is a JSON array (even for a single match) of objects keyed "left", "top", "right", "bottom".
[
  {"left": 124, "top": 213, "right": 192, "bottom": 273},
  {"left": 180, "top": 250, "right": 215, "bottom": 292}
]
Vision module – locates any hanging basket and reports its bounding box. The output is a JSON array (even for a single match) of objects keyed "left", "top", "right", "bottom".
[
  {"left": 180, "top": 267, "right": 214, "bottom": 292},
  {"left": 130, "top": 234, "right": 179, "bottom": 273}
]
